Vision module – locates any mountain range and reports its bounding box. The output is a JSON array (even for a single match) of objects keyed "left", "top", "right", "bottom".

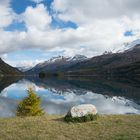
[
  {"left": 26, "top": 54, "right": 88, "bottom": 74},
  {"left": 0, "top": 39, "right": 140, "bottom": 78},
  {"left": 25, "top": 40, "right": 140, "bottom": 78},
  {"left": 64, "top": 42, "right": 140, "bottom": 77}
]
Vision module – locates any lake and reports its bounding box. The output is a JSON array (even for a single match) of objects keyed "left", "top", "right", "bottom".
[{"left": 0, "top": 76, "right": 140, "bottom": 118}]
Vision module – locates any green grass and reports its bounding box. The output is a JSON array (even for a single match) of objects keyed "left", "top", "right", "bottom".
[{"left": 0, "top": 115, "right": 139, "bottom": 140}]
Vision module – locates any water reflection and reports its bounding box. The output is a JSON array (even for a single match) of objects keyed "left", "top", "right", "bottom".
[
  {"left": 0, "top": 76, "right": 140, "bottom": 117},
  {"left": 0, "top": 97, "right": 17, "bottom": 117}
]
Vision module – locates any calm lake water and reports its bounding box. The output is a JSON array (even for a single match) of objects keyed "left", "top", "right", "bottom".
[{"left": 0, "top": 76, "right": 140, "bottom": 118}]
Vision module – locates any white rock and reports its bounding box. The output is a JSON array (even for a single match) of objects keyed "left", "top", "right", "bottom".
[{"left": 67, "top": 104, "right": 97, "bottom": 118}]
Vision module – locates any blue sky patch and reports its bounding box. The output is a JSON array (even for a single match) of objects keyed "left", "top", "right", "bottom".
[
  {"left": 4, "top": 22, "right": 26, "bottom": 31},
  {"left": 51, "top": 18, "right": 78, "bottom": 29},
  {"left": 10, "top": 0, "right": 76, "bottom": 31},
  {"left": 3, "top": 49, "right": 64, "bottom": 66},
  {"left": 124, "top": 30, "right": 134, "bottom": 37},
  {"left": 11, "top": 0, "right": 53, "bottom": 14},
  {"left": 11, "top": 0, "right": 36, "bottom": 14}
]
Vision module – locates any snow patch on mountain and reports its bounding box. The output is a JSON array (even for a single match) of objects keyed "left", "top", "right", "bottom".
[
  {"left": 17, "top": 66, "right": 33, "bottom": 72},
  {"left": 35, "top": 55, "right": 87, "bottom": 68},
  {"left": 126, "top": 39, "right": 140, "bottom": 51}
]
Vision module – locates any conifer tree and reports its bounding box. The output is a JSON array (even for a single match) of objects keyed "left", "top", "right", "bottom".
[{"left": 16, "top": 88, "right": 44, "bottom": 116}]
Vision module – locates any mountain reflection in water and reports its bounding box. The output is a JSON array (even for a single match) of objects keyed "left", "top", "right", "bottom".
[{"left": 0, "top": 76, "right": 140, "bottom": 117}]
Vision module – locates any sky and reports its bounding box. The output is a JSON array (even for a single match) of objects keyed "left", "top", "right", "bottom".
[{"left": 0, "top": 0, "right": 140, "bottom": 68}]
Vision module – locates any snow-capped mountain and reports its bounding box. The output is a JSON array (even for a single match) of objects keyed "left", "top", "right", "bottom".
[
  {"left": 17, "top": 66, "right": 33, "bottom": 72},
  {"left": 35, "top": 55, "right": 87, "bottom": 68},
  {"left": 26, "top": 39, "right": 140, "bottom": 77},
  {"left": 68, "top": 55, "right": 87, "bottom": 62},
  {"left": 26, "top": 55, "right": 87, "bottom": 74},
  {"left": 126, "top": 39, "right": 140, "bottom": 51}
]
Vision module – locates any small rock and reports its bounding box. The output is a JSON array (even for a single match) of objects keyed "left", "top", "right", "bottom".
[{"left": 67, "top": 104, "right": 97, "bottom": 118}]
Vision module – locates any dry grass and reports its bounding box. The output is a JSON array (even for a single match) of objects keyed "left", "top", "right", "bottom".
[{"left": 0, "top": 115, "right": 139, "bottom": 140}]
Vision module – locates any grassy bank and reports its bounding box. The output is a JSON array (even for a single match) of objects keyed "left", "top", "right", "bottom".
[{"left": 0, "top": 115, "right": 139, "bottom": 140}]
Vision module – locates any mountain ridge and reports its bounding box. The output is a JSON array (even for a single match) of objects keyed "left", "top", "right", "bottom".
[
  {"left": 0, "top": 58, "right": 22, "bottom": 76},
  {"left": 26, "top": 40, "right": 140, "bottom": 77},
  {"left": 26, "top": 54, "right": 88, "bottom": 74}
]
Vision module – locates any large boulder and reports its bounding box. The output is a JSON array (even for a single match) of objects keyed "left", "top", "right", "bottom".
[{"left": 67, "top": 104, "right": 97, "bottom": 118}]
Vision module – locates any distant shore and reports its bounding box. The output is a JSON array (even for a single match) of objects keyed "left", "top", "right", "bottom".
[{"left": 0, "top": 115, "right": 139, "bottom": 140}]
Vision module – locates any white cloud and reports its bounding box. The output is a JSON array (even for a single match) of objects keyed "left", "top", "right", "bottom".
[
  {"left": 52, "top": 0, "right": 140, "bottom": 25},
  {"left": 4, "top": 59, "right": 45, "bottom": 68},
  {"left": 1, "top": 0, "right": 140, "bottom": 64},
  {"left": 17, "top": 18, "right": 139, "bottom": 57},
  {"left": 0, "top": 0, "right": 15, "bottom": 28},
  {"left": 23, "top": 4, "right": 52, "bottom": 30},
  {"left": 0, "top": 17, "right": 139, "bottom": 58},
  {"left": 50, "top": 0, "right": 140, "bottom": 56},
  {"left": 20, "top": 1, "right": 140, "bottom": 56},
  {"left": 1, "top": 80, "right": 139, "bottom": 115},
  {"left": 1, "top": 53, "right": 8, "bottom": 59},
  {"left": 0, "top": 4, "right": 52, "bottom": 55}
]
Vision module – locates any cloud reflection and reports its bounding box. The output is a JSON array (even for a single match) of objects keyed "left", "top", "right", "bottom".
[{"left": 0, "top": 79, "right": 139, "bottom": 117}]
